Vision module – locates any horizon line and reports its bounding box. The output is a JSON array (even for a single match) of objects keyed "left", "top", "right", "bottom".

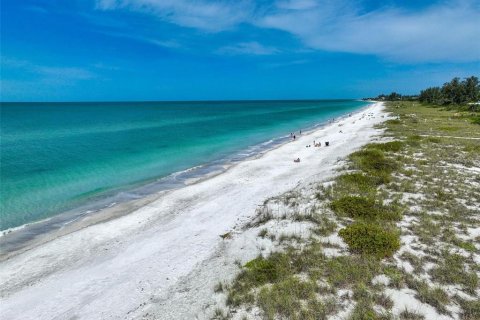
[{"left": 0, "top": 98, "right": 367, "bottom": 104}]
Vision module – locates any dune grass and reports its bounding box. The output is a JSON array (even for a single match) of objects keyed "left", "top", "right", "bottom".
[{"left": 213, "top": 101, "right": 480, "bottom": 319}]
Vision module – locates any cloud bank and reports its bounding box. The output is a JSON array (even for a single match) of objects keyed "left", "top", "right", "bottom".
[{"left": 95, "top": 0, "right": 480, "bottom": 62}]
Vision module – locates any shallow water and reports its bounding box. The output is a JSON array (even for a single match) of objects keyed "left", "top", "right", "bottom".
[{"left": 1, "top": 100, "right": 367, "bottom": 230}]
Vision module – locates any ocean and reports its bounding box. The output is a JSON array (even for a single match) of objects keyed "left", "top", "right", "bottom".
[{"left": 0, "top": 100, "right": 368, "bottom": 231}]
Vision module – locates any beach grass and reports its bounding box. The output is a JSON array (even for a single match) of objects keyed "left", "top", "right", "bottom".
[{"left": 213, "top": 101, "right": 480, "bottom": 319}]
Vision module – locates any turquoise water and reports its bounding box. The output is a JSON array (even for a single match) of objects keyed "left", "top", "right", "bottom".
[{"left": 1, "top": 100, "right": 368, "bottom": 230}]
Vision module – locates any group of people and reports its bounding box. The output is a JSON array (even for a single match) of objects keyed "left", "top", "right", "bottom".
[
  {"left": 289, "top": 130, "right": 301, "bottom": 140},
  {"left": 310, "top": 140, "right": 329, "bottom": 147},
  {"left": 293, "top": 138, "right": 330, "bottom": 163}
]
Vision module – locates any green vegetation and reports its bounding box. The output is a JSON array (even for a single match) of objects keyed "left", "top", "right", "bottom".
[
  {"left": 405, "top": 277, "right": 450, "bottom": 315},
  {"left": 457, "top": 297, "right": 480, "bottom": 320},
  {"left": 429, "top": 251, "right": 478, "bottom": 294},
  {"left": 339, "top": 222, "right": 400, "bottom": 258},
  {"left": 399, "top": 308, "right": 425, "bottom": 320},
  {"left": 214, "top": 98, "right": 479, "bottom": 319},
  {"left": 350, "top": 149, "right": 398, "bottom": 174},
  {"left": 333, "top": 173, "right": 380, "bottom": 196},
  {"left": 257, "top": 277, "right": 318, "bottom": 320},
  {"left": 331, "top": 196, "right": 401, "bottom": 221},
  {"left": 366, "top": 75, "right": 480, "bottom": 112},
  {"left": 419, "top": 76, "right": 479, "bottom": 108},
  {"left": 366, "top": 141, "right": 404, "bottom": 152}
]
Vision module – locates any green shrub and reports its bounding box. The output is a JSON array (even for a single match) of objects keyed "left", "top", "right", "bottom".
[
  {"left": 330, "top": 196, "right": 402, "bottom": 221},
  {"left": 244, "top": 255, "right": 284, "bottom": 284},
  {"left": 426, "top": 137, "right": 441, "bottom": 143},
  {"left": 349, "top": 149, "right": 398, "bottom": 174},
  {"left": 331, "top": 196, "right": 376, "bottom": 219},
  {"left": 339, "top": 222, "right": 400, "bottom": 258},
  {"left": 386, "top": 119, "right": 401, "bottom": 125},
  {"left": 471, "top": 115, "right": 480, "bottom": 125}
]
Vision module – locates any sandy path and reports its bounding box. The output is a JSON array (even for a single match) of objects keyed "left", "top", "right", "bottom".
[{"left": 0, "top": 103, "right": 386, "bottom": 320}]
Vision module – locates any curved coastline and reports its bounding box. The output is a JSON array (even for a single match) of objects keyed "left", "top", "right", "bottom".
[
  {"left": 0, "top": 101, "right": 373, "bottom": 257},
  {"left": 0, "top": 102, "right": 385, "bottom": 319}
]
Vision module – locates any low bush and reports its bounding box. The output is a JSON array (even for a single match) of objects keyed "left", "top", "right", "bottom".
[
  {"left": 331, "top": 196, "right": 376, "bottom": 219},
  {"left": 385, "top": 119, "right": 401, "bottom": 125},
  {"left": 333, "top": 172, "right": 388, "bottom": 196},
  {"left": 471, "top": 115, "right": 480, "bottom": 125},
  {"left": 243, "top": 254, "right": 286, "bottom": 284},
  {"left": 426, "top": 137, "right": 441, "bottom": 143},
  {"left": 339, "top": 222, "right": 400, "bottom": 258},
  {"left": 349, "top": 149, "right": 398, "bottom": 174},
  {"left": 330, "top": 196, "right": 402, "bottom": 221}
]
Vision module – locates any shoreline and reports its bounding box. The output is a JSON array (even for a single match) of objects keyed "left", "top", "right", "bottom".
[
  {"left": 0, "top": 102, "right": 373, "bottom": 258},
  {"left": 0, "top": 102, "right": 387, "bottom": 319}
]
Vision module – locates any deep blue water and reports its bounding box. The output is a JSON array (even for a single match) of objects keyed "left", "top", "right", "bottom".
[{"left": 0, "top": 100, "right": 368, "bottom": 230}]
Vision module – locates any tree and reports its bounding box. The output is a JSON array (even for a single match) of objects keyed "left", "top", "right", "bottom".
[
  {"left": 462, "top": 76, "right": 480, "bottom": 102},
  {"left": 419, "top": 87, "right": 443, "bottom": 104},
  {"left": 387, "top": 92, "right": 402, "bottom": 101},
  {"left": 441, "top": 77, "right": 465, "bottom": 105}
]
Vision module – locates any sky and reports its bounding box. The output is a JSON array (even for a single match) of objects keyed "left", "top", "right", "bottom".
[{"left": 1, "top": 0, "right": 479, "bottom": 102}]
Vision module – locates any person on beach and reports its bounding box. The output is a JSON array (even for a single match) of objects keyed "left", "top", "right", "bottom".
[
  {"left": 325, "top": 141, "right": 330, "bottom": 146},
  {"left": 293, "top": 135, "right": 296, "bottom": 140},
  {"left": 294, "top": 158, "right": 300, "bottom": 163}
]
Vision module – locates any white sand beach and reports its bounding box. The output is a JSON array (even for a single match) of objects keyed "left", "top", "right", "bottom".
[{"left": 0, "top": 102, "right": 388, "bottom": 320}]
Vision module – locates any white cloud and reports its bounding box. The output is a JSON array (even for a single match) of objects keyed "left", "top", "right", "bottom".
[
  {"left": 217, "top": 41, "right": 280, "bottom": 55},
  {"left": 94, "top": 0, "right": 480, "bottom": 63},
  {"left": 259, "top": 0, "right": 480, "bottom": 62},
  {"left": 95, "top": 0, "right": 254, "bottom": 32}
]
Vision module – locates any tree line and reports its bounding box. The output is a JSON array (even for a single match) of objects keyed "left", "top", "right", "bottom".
[
  {"left": 419, "top": 76, "right": 479, "bottom": 106},
  {"left": 364, "top": 76, "right": 480, "bottom": 109}
]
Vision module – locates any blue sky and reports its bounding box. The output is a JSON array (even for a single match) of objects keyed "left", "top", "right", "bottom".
[{"left": 1, "top": 0, "right": 479, "bottom": 101}]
